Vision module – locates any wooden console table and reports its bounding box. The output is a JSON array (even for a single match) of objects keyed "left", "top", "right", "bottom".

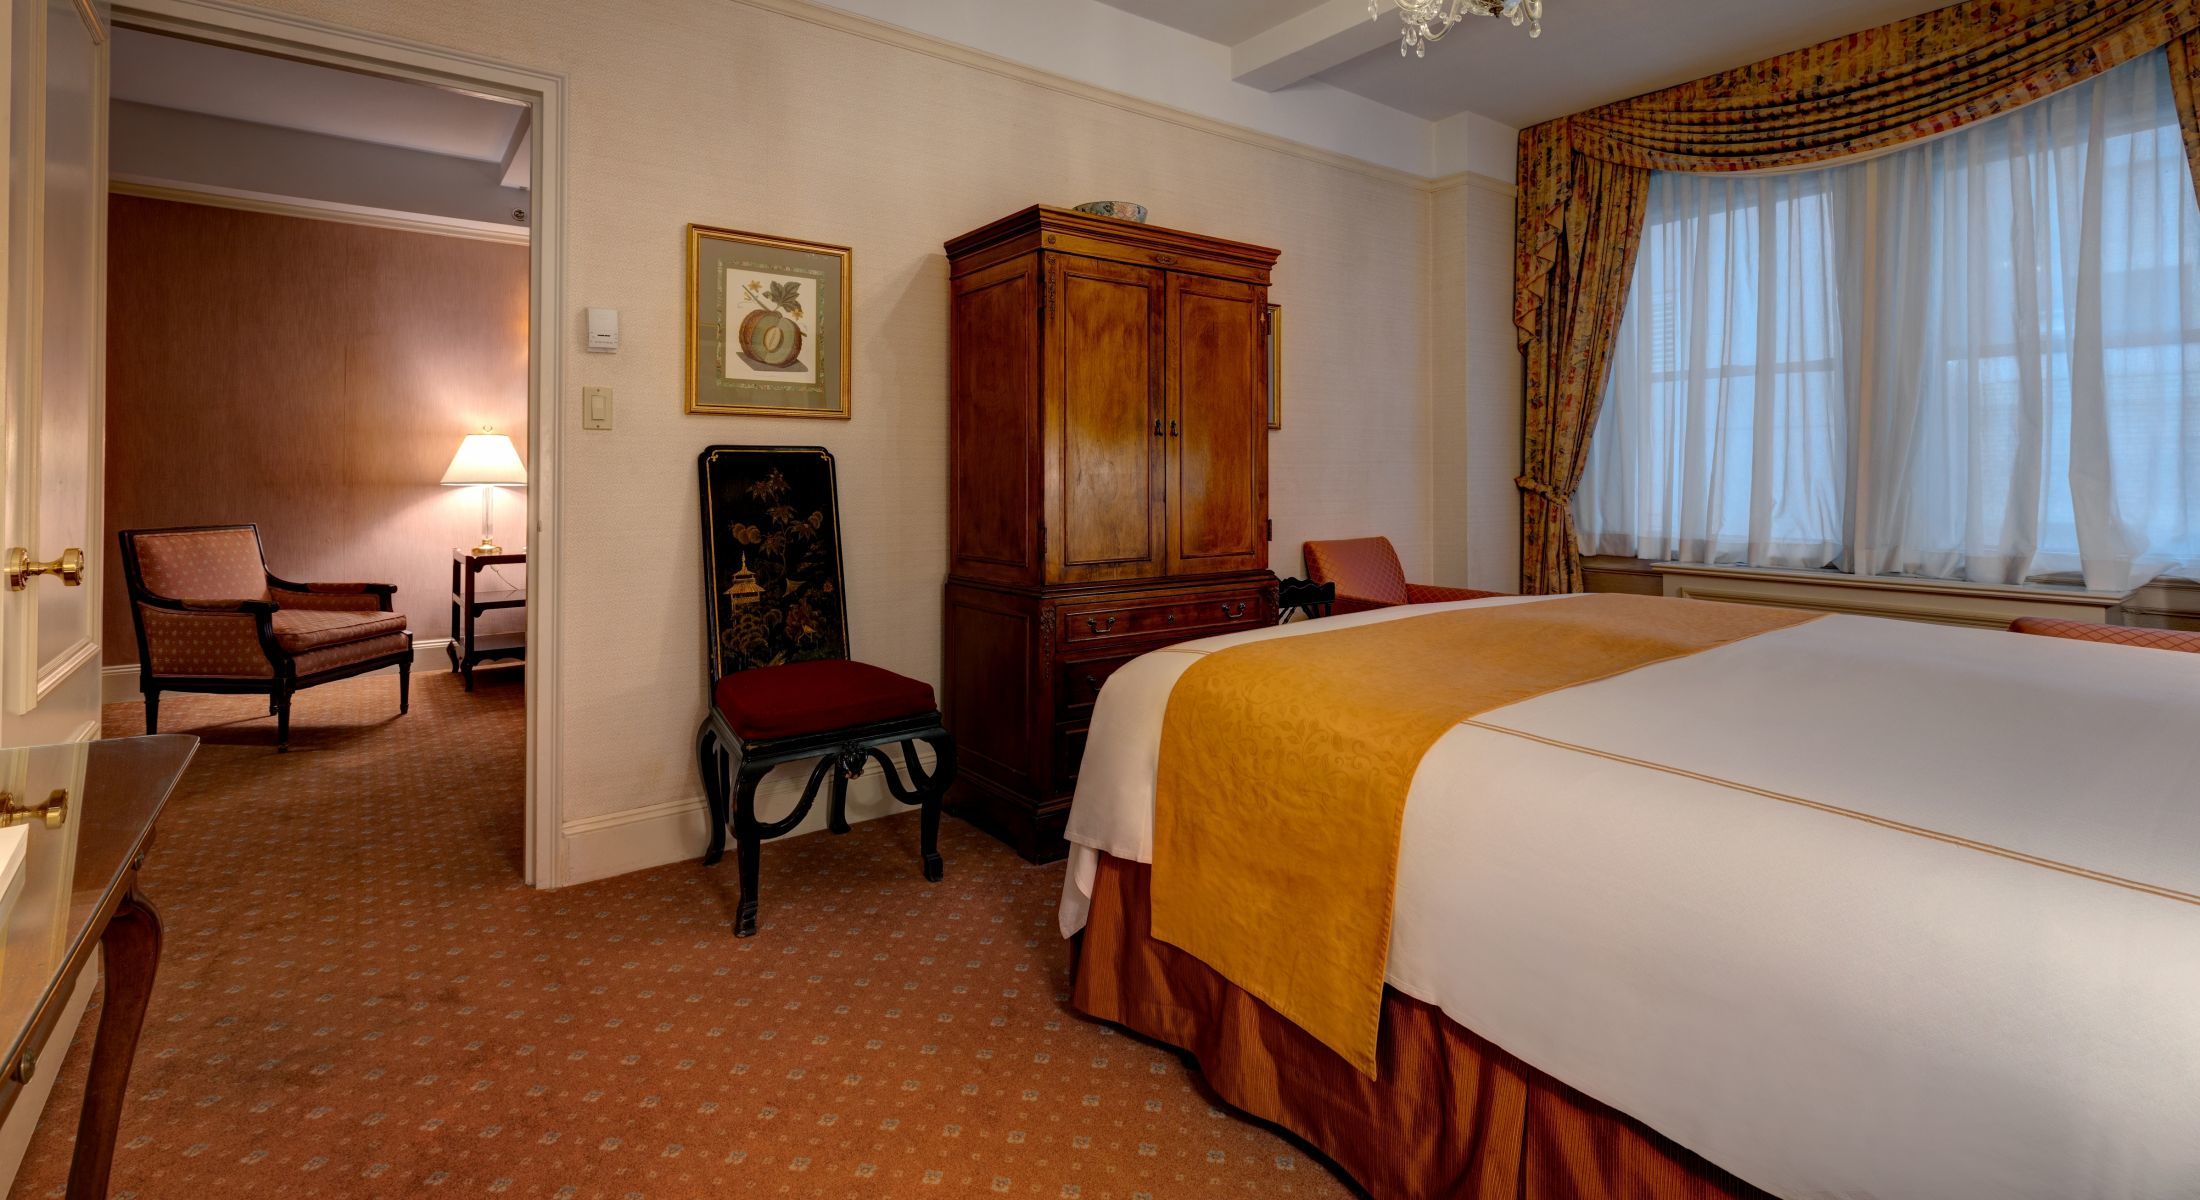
[
  {"left": 448, "top": 548, "right": 526, "bottom": 690},
  {"left": 0, "top": 734, "right": 194, "bottom": 1199}
]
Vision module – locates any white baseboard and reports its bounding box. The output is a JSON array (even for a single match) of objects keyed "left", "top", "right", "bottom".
[
  {"left": 560, "top": 744, "right": 941, "bottom": 887},
  {"left": 102, "top": 638, "right": 455, "bottom": 705}
]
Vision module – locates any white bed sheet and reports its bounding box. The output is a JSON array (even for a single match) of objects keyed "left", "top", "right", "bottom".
[{"left": 1060, "top": 598, "right": 2200, "bottom": 1200}]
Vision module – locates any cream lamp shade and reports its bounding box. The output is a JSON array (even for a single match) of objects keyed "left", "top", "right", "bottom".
[
  {"left": 441, "top": 433, "right": 528, "bottom": 486},
  {"left": 443, "top": 432, "right": 526, "bottom": 554}
]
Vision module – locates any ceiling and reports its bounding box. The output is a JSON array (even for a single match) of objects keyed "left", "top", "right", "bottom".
[
  {"left": 1098, "top": 0, "right": 1333, "bottom": 44},
  {"left": 1095, "top": 0, "right": 1954, "bottom": 127},
  {"left": 111, "top": 27, "right": 526, "bottom": 162}
]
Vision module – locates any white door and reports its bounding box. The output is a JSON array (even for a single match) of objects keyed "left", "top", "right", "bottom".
[{"left": 0, "top": 0, "right": 106, "bottom": 747}]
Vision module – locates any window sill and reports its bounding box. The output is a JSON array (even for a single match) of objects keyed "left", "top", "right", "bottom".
[{"left": 1644, "top": 562, "right": 2132, "bottom": 629}]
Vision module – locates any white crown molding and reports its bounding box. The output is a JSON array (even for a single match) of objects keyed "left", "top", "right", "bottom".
[
  {"left": 728, "top": 0, "right": 1437, "bottom": 189},
  {"left": 1424, "top": 169, "right": 1515, "bottom": 197},
  {"left": 110, "top": 176, "right": 531, "bottom": 244}
]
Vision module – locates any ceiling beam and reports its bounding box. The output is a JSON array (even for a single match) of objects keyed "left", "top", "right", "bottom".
[
  {"left": 499, "top": 110, "right": 532, "bottom": 190},
  {"left": 1232, "top": 0, "right": 1402, "bottom": 92}
]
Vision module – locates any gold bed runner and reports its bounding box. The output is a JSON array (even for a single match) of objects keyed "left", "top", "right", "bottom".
[{"left": 1150, "top": 593, "right": 1819, "bottom": 1077}]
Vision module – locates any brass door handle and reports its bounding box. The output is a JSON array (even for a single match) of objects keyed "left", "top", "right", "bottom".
[
  {"left": 6, "top": 547, "right": 83, "bottom": 590},
  {"left": 0, "top": 788, "right": 67, "bottom": 829}
]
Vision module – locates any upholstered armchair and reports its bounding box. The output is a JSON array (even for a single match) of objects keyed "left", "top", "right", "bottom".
[
  {"left": 2008, "top": 616, "right": 2200, "bottom": 653},
  {"left": 1303, "top": 536, "right": 1507, "bottom": 616},
  {"left": 118, "top": 525, "right": 413, "bottom": 750}
]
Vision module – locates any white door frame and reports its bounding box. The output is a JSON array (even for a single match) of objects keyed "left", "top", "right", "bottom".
[{"left": 110, "top": 0, "right": 568, "bottom": 887}]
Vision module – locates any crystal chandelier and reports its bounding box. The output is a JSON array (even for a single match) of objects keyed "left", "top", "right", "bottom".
[{"left": 1374, "top": 0, "right": 1543, "bottom": 57}]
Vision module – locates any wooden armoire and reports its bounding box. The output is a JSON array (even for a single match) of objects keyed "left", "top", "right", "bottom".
[{"left": 942, "top": 206, "right": 1280, "bottom": 862}]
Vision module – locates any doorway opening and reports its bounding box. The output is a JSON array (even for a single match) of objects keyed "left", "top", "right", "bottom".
[{"left": 105, "top": 1, "right": 565, "bottom": 884}]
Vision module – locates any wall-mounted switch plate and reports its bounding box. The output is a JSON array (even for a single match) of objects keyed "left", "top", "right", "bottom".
[{"left": 582, "top": 386, "right": 613, "bottom": 430}]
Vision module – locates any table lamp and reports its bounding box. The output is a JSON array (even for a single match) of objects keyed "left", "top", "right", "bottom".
[{"left": 442, "top": 431, "right": 527, "bottom": 555}]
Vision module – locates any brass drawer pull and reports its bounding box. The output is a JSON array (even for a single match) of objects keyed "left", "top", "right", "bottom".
[
  {"left": 0, "top": 788, "right": 66, "bottom": 830},
  {"left": 1164, "top": 612, "right": 1178, "bottom": 624},
  {"left": 1082, "top": 674, "right": 1101, "bottom": 689},
  {"left": 1086, "top": 616, "right": 1118, "bottom": 634},
  {"left": 1222, "top": 602, "right": 1249, "bottom": 619}
]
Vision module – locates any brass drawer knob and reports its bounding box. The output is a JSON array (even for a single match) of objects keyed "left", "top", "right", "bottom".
[
  {"left": 11, "top": 1053, "right": 34, "bottom": 1084},
  {"left": 0, "top": 788, "right": 66, "bottom": 830}
]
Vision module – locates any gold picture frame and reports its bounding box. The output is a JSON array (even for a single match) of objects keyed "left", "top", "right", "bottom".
[
  {"left": 686, "top": 224, "right": 853, "bottom": 419},
  {"left": 1265, "top": 303, "right": 1283, "bottom": 430}
]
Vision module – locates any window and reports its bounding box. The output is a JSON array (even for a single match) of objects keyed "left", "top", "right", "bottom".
[{"left": 1580, "top": 49, "right": 2200, "bottom": 592}]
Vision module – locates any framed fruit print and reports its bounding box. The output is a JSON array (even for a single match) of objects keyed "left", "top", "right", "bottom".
[{"left": 686, "top": 224, "right": 852, "bottom": 418}]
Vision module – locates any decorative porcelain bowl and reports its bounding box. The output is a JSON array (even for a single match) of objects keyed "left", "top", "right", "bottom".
[{"left": 1074, "top": 201, "right": 1148, "bottom": 223}]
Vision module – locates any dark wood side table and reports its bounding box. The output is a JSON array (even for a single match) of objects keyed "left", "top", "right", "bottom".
[
  {"left": 448, "top": 548, "right": 526, "bottom": 690},
  {"left": 0, "top": 734, "right": 195, "bottom": 1200}
]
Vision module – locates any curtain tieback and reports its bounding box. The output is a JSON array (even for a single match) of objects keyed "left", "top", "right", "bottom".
[{"left": 1514, "top": 475, "right": 1571, "bottom": 507}]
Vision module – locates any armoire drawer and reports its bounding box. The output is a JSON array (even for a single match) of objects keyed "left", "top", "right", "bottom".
[
  {"left": 1059, "top": 588, "right": 1265, "bottom": 645},
  {"left": 1056, "top": 649, "right": 1145, "bottom": 719}
]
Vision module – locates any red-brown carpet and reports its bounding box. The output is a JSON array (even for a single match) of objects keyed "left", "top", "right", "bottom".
[{"left": 10, "top": 670, "right": 1352, "bottom": 1198}]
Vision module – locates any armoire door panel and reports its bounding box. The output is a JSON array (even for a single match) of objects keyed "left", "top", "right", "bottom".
[
  {"left": 1047, "top": 256, "right": 1164, "bottom": 583},
  {"left": 949, "top": 257, "right": 1041, "bottom": 583},
  {"left": 1167, "top": 276, "right": 1268, "bottom": 574}
]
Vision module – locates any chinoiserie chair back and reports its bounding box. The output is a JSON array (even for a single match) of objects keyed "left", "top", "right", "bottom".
[
  {"left": 118, "top": 523, "right": 412, "bottom": 750},
  {"left": 694, "top": 447, "right": 954, "bottom": 938}
]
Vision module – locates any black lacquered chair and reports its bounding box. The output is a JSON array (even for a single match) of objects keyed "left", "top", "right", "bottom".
[{"left": 693, "top": 446, "right": 954, "bottom": 936}]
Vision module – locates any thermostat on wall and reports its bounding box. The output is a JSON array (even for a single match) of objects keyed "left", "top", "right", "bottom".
[{"left": 586, "top": 307, "right": 619, "bottom": 353}]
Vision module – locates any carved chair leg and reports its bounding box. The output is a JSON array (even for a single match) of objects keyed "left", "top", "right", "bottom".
[
  {"left": 697, "top": 724, "right": 729, "bottom": 867},
  {"left": 143, "top": 689, "right": 160, "bottom": 735},
  {"left": 920, "top": 733, "right": 956, "bottom": 883},
  {"left": 399, "top": 659, "right": 412, "bottom": 715},
  {"left": 275, "top": 687, "right": 293, "bottom": 752},
  {"left": 732, "top": 765, "right": 767, "bottom": 937},
  {"left": 827, "top": 760, "right": 852, "bottom": 835}
]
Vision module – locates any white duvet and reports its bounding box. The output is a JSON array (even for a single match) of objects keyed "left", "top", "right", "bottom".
[{"left": 1060, "top": 597, "right": 2200, "bottom": 1200}]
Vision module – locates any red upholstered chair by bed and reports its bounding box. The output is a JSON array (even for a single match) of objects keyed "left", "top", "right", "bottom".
[
  {"left": 1303, "top": 536, "right": 1507, "bottom": 616},
  {"left": 694, "top": 446, "right": 956, "bottom": 937},
  {"left": 2008, "top": 616, "right": 2200, "bottom": 653},
  {"left": 118, "top": 524, "right": 411, "bottom": 751}
]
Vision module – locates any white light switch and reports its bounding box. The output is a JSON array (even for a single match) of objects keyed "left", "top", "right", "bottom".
[{"left": 582, "top": 386, "right": 613, "bottom": 430}]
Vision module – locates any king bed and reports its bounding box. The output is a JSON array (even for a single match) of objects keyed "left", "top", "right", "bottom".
[{"left": 1059, "top": 594, "right": 2200, "bottom": 1200}]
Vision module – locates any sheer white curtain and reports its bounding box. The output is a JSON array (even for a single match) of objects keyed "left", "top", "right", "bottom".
[
  {"left": 1577, "top": 173, "right": 1849, "bottom": 568},
  {"left": 1582, "top": 50, "right": 2200, "bottom": 591}
]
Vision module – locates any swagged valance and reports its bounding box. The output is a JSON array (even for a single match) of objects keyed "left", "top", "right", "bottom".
[{"left": 1511, "top": 0, "right": 2200, "bottom": 594}]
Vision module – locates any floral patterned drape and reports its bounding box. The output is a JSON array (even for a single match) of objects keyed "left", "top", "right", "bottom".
[{"left": 1512, "top": 0, "right": 2200, "bottom": 594}]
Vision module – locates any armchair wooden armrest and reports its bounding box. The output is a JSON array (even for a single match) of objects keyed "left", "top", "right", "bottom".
[
  {"left": 1405, "top": 583, "right": 1507, "bottom": 604},
  {"left": 143, "top": 595, "right": 278, "bottom": 617},
  {"left": 268, "top": 576, "right": 398, "bottom": 612},
  {"left": 2008, "top": 617, "right": 2200, "bottom": 654}
]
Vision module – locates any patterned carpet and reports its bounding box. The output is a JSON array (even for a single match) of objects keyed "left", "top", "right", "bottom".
[{"left": 10, "top": 669, "right": 1351, "bottom": 1198}]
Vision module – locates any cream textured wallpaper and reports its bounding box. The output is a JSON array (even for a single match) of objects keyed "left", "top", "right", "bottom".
[{"left": 225, "top": 0, "right": 1513, "bottom": 864}]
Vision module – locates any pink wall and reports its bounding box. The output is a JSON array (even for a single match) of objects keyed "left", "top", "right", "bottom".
[{"left": 104, "top": 196, "right": 529, "bottom": 664}]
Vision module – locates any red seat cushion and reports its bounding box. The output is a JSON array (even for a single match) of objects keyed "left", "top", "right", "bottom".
[{"left": 713, "top": 659, "right": 937, "bottom": 741}]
